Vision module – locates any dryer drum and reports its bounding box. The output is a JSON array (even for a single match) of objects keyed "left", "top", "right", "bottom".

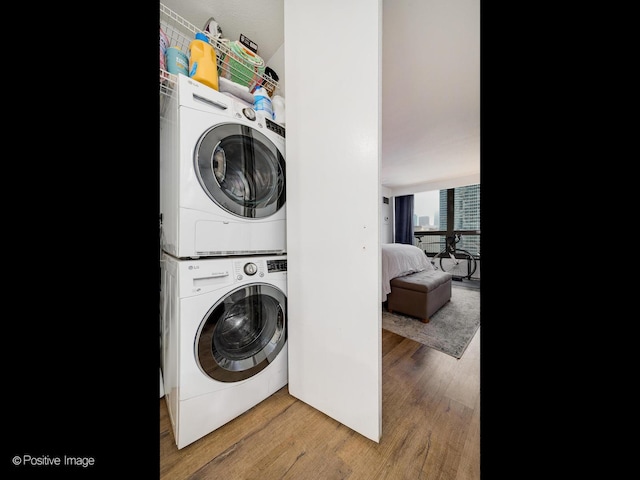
[
  {"left": 211, "top": 143, "right": 226, "bottom": 184},
  {"left": 208, "top": 136, "right": 281, "bottom": 207},
  {"left": 195, "top": 124, "right": 286, "bottom": 219}
]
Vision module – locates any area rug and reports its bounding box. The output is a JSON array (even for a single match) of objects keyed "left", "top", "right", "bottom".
[{"left": 382, "top": 287, "right": 480, "bottom": 359}]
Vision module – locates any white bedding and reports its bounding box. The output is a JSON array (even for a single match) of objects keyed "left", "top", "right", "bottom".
[{"left": 381, "top": 243, "right": 433, "bottom": 302}]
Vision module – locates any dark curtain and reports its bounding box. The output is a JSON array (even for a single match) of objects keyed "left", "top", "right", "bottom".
[{"left": 394, "top": 194, "right": 414, "bottom": 244}]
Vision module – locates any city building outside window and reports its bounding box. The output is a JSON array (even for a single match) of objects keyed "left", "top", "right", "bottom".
[{"left": 414, "top": 184, "right": 480, "bottom": 257}]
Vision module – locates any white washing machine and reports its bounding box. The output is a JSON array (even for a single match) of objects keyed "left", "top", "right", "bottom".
[
  {"left": 160, "top": 252, "right": 288, "bottom": 449},
  {"left": 160, "top": 74, "right": 287, "bottom": 259}
]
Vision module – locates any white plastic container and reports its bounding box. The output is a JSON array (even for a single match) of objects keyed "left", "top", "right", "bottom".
[
  {"left": 272, "top": 95, "right": 285, "bottom": 125},
  {"left": 253, "top": 86, "right": 274, "bottom": 120}
]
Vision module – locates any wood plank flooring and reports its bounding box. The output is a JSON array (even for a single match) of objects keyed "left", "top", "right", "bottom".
[{"left": 160, "top": 320, "right": 480, "bottom": 479}]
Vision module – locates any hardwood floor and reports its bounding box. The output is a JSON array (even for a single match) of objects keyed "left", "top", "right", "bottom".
[{"left": 160, "top": 316, "right": 480, "bottom": 479}]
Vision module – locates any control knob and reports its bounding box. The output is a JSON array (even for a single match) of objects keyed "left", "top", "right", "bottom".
[{"left": 244, "top": 262, "right": 258, "bottom": 276}]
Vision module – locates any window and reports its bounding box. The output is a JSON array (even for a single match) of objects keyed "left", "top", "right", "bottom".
[{"left": 414, "top": 184, "right": 480, "bottom": 257}]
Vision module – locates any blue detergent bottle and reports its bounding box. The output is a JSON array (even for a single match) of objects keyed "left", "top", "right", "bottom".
[{"left": 253, "top": 86, "right": 274, "bottom": 120}]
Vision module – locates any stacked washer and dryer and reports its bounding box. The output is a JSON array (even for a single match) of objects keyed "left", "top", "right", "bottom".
[{"left": 159, "top": 74, "right": 288, "bottom": 449}]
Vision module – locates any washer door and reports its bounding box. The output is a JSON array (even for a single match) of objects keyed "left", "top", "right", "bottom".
[
  {"left": 196, "top": 283, "right": 287, "bottom": 383},
  {"left": 194, "top": 123, "right": 286, "bottom": 219}
]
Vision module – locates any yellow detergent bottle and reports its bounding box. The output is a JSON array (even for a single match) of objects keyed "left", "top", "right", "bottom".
[{"left": 188, "top": 32, "right": 219, "bottom": 91}]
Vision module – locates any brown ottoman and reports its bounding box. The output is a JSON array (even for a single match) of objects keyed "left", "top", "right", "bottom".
[{"left": 387, "top": 270, "right": 453, "bottom": 323}]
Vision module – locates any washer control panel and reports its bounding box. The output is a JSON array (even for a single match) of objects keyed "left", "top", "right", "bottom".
[
  {"left": 234, "top": 259, "right": 264, "bottom": 280},
  {"left": 266, "top": 259, "right": 287, "bottom": 273},
  {"left": 233, "top": 258, "right": 287, "bottom": 281}
]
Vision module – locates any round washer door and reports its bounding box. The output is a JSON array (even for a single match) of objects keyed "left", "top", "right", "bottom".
[
  {"left": 196, "top": 283, "right": 287, "bottom": 383},
  {"left": 194, "top": 123, "right": 286, "bottom": 219}
]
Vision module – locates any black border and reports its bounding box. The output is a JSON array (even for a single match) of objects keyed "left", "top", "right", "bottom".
[{"left": 4, "top": 6, "right": 160, "bottom": 477}]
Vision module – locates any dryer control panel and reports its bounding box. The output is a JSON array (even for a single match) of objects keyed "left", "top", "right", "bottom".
[{"left": 265, "top": 118, "right": 285, "bottom": 138}]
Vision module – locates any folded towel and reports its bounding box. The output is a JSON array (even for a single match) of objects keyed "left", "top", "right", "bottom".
[
  {"left": 218, "top": 77, "right": 255, "bottom": 105},
  {"left": 220, "top": 92, "right": 253, "bottom": 109}
]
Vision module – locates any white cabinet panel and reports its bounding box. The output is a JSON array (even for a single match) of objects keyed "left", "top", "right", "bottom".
[{"left": 284, "top": 0, "right": 382, "bottom": 442}]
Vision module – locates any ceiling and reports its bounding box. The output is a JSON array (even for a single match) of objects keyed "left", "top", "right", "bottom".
[{"left": 160, "top": 0, "right": 480, "bottom": 194}]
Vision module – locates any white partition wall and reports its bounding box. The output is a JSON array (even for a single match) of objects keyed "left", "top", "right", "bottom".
[{"left": 284, "top": 0, "right": 382, "bottom": 442}]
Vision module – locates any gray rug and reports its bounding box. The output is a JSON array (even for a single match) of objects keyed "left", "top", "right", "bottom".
[{"left": 382, "top": 287, "right": 480, "bottom": 359}]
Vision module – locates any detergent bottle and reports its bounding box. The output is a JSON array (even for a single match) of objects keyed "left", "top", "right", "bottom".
[
  {"left": 188, "top": 32, "right": 219, "bottom": 90},
  {"left": 253, "top": 86, "right": 273, "bottom": 120}
]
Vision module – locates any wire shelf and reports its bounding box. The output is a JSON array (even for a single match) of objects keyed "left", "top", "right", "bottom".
[{"left": 160, "top": 3, "right": 279, "bottom": 117}]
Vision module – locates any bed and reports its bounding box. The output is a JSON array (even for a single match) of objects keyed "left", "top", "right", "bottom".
[{"left": 381, "top": 243, "right": 432, "bottom": 302}]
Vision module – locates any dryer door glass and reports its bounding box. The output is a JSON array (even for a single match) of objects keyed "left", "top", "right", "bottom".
[
  {"left": 196, "top": 283, "right": 287, "bottom": 383},
  {"left": 194, "top": 123, "right": 286, "bottom": 219}
]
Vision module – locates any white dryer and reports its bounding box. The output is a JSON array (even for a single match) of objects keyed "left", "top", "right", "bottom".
[
  {"left": 160, "top": 252, "right": 288, "bottom": 449},
  {"left": 160, "top": 74, "right": 287, "bottom": 259}
]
